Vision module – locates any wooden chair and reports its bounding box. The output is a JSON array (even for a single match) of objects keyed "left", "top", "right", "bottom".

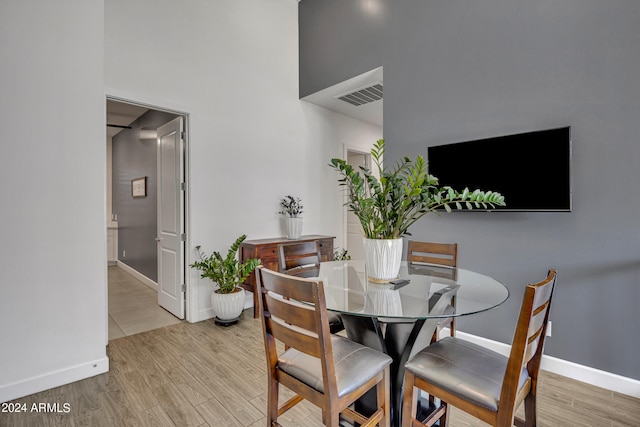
[
  {"left": 278, "top": 240, "right": 324, "bottom": 278},
  {"left": 278, "top": 240, "right": 345, "bottom": 334},
  {"left": 407, "top": 241, "right": 458, "bottom": 339},
  {"left": 402, "top": 269, "right": 557, "bottom": 427},
  {"left": 256, "top": 267, "right": 392, "bottom": 427}
]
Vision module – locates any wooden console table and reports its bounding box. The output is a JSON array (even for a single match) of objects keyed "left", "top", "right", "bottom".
[{"left": 239, "top": 235, "right": 335, "bottom": 318}]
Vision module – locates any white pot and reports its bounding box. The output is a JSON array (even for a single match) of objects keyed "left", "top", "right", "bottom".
[
  {"left": 284, "top": 217, "right": 303, "bottom": 240},
  {"left": 363, "top": 237, "right": 403, "bottom": 282},
  {"left": 211, "top": 287, "right": 245, "bottom": 320}
]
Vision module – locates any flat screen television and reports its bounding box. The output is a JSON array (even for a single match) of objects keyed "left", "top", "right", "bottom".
[{"left": 427, "top": 126, "right": 572, "bottom": 212}]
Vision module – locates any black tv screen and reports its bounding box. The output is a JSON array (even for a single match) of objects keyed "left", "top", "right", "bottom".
[{"left": 427, "top": 126, "right": 572, "bottom": 212}]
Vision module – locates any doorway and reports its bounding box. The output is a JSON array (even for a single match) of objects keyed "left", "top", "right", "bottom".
[{"left": 106, "top": 97, "right": 189, "bottom": 334}]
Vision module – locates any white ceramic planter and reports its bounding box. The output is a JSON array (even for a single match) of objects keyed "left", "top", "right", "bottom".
[
  {"left": 284, "top": 217, "right": 303, "bottom": 239},
  {"left": 363, "top": 237, "right": 403, "bottom": 282},
  {"left": 211, "top": 287, "right": 245, "bottom": 320}
]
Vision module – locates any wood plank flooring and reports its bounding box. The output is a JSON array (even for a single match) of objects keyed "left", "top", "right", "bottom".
[{"left": 2, "top": 311, "right": 639, "bottom": 426}]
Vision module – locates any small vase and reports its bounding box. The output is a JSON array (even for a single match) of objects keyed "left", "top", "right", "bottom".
[
  {"left": 211, "top": 287, "right": 245, "bottom": 321},
  {"left": 284, "top": 217, "right": 303, "bottom": 239},
  {"left": 363, "top": 237, "right": 403, "bottom": 282}
]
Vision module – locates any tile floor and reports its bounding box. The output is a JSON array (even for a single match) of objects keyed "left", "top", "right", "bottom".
[{"left": 108, "top": 265, "right": 183, "bottom": 340}]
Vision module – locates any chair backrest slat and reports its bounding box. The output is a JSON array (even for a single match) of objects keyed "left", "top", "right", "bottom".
[
  {"left": 278, "top": 241, "right": 322, "bottom": 277},
  {"left": 263, "top": 269, "right": 317, "bottom": 302},
  {"left": 407, "top": 241, "right": 458, "bottom": 267},
  {"left": 265, "top": 292, "right": 320, "bottom": 334},
  {"left": 527, "top": 303, "right": 549, "bottom": 344},
  {"left": 266, "top": 315, "right": 323, "bottom": 358},
  {"left": 532, "top": 281, "right": 554, "bottom": 308}
]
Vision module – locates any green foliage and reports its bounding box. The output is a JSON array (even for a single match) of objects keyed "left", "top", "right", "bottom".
[
  {"left": 329, "top": 139, "right": 506, "bottom": 239},
  {"left": 190, "top": 235, "right": 261, "bottom": 294},
  {"left": 278, "top": 195, "right": 304, "bottom": 217}
]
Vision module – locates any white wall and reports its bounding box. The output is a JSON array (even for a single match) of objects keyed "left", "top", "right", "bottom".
[
  {"left": 104, "top": 0, "right": 381, "bottom": 322},
  {"left": 0, "top": 0, "right": 108, "bottom": 402}
]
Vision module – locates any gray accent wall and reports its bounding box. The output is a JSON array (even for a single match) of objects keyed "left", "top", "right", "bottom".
[
  {"left": 112, "top": 109, "right": 178, "bottom": 282},
  {"left": 300, "top": 0, "right": 640, "bottom": 380}
]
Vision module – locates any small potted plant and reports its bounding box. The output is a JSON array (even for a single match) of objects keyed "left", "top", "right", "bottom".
[
  {"left": 190, "top": 234, "right": 261, "bottom": 323},
  {"left": 279, "top": 195, "right": 304, "bottom": 239},
  {"left": 330, "top": 139, "right": 505, "bottom": 281},
  {"left": 333, "top": 247, "right": 351, "bottom": 261}
]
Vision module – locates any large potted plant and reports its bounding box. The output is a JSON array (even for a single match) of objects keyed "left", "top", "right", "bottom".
[
  {"left": 191, "top": 234, "right": 261, "bottom": 323},
  {"left": 330, "top": 139, "right": 505, "bottom": 281},
  {"left": 279, "top": 195, "right": 304, "bottom": 239}
]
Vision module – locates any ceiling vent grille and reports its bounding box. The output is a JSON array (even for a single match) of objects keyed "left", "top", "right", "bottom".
[{"left": 336, "top": 83, "right": 383, "bottom": 107}]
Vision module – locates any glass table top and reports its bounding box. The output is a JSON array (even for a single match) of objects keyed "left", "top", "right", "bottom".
[{"left": 317, "top": 260, "right": 509, "bottom": 320}]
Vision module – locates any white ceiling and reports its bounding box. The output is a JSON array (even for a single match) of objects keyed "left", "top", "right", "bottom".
[
  {"left": 301, "top": 67, "right": 383, "bottom": 127},
  {"left": 106, "top": 100, "right": 148, "bottom": 138}
]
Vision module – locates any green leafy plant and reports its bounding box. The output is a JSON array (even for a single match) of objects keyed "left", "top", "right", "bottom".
[
  {"left": 190, "top": 235, "right": 261, "bottom": 294},
  {"left": 278, "top": 195, "right": 304, "bottom": 217},
  {"left": 329, "top": 139, "right": 505, "bottom": 239},
  {"left": 333, "top": 248, "right": 351, "bottom": 261}
]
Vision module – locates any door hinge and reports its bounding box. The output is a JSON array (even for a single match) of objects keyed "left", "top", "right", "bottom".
[
  {"left": 180, "top": 182, "right": 186, "bottom": 191},
  {"left": 181, "top": 284, "right": 186, "bottom": 292},
  {"left": 181, "top": 131, "right": 186, "bottom": 140},
  {"left": 181, "top": 233, "right": 186, "bottom": 241}
]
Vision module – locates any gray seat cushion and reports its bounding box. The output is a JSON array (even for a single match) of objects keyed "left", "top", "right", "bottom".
[
  {"left": 405, "top": 337, "right": 529, "bottom": 411},
  {"left": 279, "top": 335, "right": 392, "bottom": 398}
]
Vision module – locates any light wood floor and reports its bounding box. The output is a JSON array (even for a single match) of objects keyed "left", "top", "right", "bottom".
[
  {"left": 108, "top": 266, "right": 183, "bottom": 340},
  {"left": 2, "top": 312, "right": 639, "bottom": 426}
]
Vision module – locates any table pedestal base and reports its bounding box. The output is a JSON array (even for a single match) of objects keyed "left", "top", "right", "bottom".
[{"left": 340, "top": 314, "right": 441, "bottom": 427}]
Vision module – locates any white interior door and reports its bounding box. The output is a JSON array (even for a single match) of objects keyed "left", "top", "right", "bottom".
[
  {"left": 346, "top": 151, "right": 370, "bottom": 260},
  {"left": 157, "top": 117, "right": 185, "bottom": 319}
]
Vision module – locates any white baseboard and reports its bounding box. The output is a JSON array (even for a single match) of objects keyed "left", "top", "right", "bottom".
[
  {"left": 0, "top": 357, "right": 109, "bottom": 404},
  {"left": 447, "top": 329, "right": 640, "bottom": 399},
  {"left": 116, "top": 261, "right": 158, "bottom": 292}
]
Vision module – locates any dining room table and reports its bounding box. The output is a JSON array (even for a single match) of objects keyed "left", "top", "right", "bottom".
[{"left": 317, "top": 260, "right": 510, "bottom": 427}]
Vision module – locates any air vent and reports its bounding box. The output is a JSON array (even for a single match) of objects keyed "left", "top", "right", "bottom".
[{"left": 336, "top": 83, "right": 383, "bottom": 107}]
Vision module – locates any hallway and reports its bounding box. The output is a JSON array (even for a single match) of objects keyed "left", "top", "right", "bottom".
[{"left": 108, "top": 266, "right": 182, "bottom": 340}]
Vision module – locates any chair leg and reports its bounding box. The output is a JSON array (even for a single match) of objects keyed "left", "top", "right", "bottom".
[
  {"left": 439, "top": 400, "right": 450, "bottom": 427},
  {"left": 327, "top": 410, "right": 341, "bottom": 427},
  {"left": 377, "top": 366, "right": 391, "bottom": 427},
  {"left": 402, "top": 371, "right": 418, "bottom": 427},
  {"left": 523, "top": 392, "right": 537, "bottom": 427},
  {"left": 267, "top": 380, "right": 279, "bottom": 426}
]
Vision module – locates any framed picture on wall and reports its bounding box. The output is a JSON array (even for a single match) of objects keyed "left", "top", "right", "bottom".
[{"left": 131, "top": 176, "right": 147, "bottom": 198}]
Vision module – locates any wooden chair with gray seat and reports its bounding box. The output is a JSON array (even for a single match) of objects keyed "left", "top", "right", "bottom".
[
  {"left": 278, "top": 240, "right": 344, "bottom": 334},
  {"left": 278, "top": 240, "right": 324, "bottom": 278},
  {"left": 256, "top": 267, "right": 392, "bottom": 427},
  {"left": 407, "top": 240, "right": 458, "bottom": 340},
  {"left": 402, "top": 269, "right": 557, "bottom": 427}
]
